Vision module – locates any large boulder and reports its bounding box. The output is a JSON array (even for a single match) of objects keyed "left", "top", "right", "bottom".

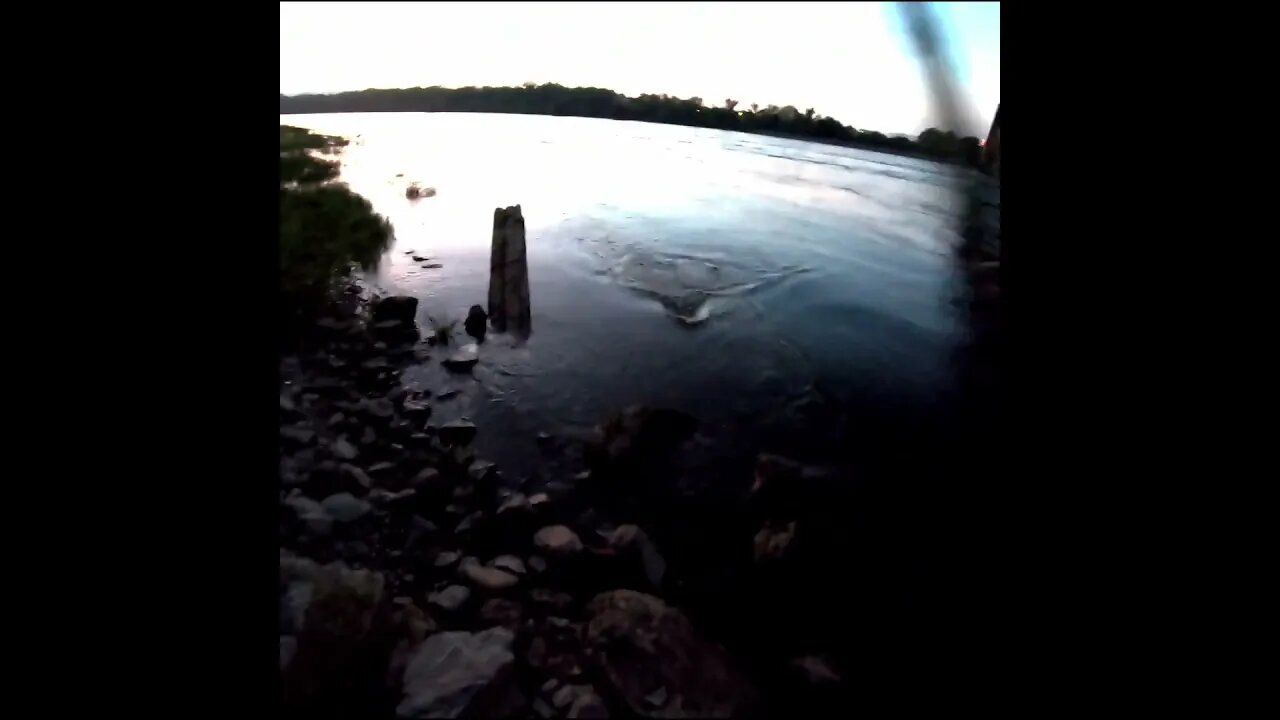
[
  {"left": 282, "top": 563, "right": 388, "bottom": 707},
  {"left": 396, "top": 627, "right": 519, "bottom": 718},
  {"left": 586, "top": 406, "right": 697, "bottom": 478},
  {"left": 583, "top": 590, "right": 757, "bottom": 718},
  {"left": 373, "top": 295, "right": 419, "bottom": 325}
]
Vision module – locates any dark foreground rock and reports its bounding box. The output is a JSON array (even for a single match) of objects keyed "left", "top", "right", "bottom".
[
  {"left": 396, "top": 627, "right": 520, "bottom": 718},
  {"left": 372, "top": 295, "right": 419, "bottom": 325},
  {"left": 583, "top": 590, "right": 758, "bottom": 718}
]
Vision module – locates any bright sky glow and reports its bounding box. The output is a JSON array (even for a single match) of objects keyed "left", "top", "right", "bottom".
[{"left": 280, "top": 1, "right": 999, "bottom": 137}]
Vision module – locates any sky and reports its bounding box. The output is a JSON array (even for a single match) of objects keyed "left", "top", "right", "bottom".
[{"left": 280, "top": 1, "right": 999, "bottom": 137}]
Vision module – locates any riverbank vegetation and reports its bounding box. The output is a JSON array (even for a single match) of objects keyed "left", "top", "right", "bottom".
[
  {"left": 280, "top": 84, "right": 983, "bottom": 166},
  {"left": 280, "top": 125, "right": 392, "bottom": 336}
]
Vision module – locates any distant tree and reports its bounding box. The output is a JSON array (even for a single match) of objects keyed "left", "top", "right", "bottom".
[{"left": 278, "top": 85, "right": 975, "bottom": 164}]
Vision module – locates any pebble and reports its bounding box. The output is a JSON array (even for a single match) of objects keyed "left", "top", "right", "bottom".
[
  {"left": 321, "top": 493, "right": 372, "bottom": 523},
  {"left": 490, "top": 555, "right": 526, "bottom": 575},
  {"left": 534, "top": 525, "right": 584, "bottom": 556},
  {"left": 332, "top": 438, "right": 359, "bottom": 460},
  {"left": 428, "top": 584, "right": 470, "bottom": 612}
]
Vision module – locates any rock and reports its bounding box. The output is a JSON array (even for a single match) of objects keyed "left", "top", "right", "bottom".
[
  {"left": 437, "top": 389, "right": 461, "bottom": 401},
  {"left": 362, "top": 397, "right": 396, "bottom": 420},
  {"left": 750, "top": 452, "right": 802, "bottom": 496},
  {"left": 280, "top": 391, "right": 299, "bottom": 414},
  {"left": 541, "top": 679, "right": 560, "bottom": 695},
  {"left": 458, "top": 557, "right": 519, "bottom": 592},
  {"left": 284, "top": 564, "right": 386, "bottom": 702},
  {"left": 583, "top": 590, "right": 757, "bottom": 718},
  {"left": 396, "top": 627, "right": 516, "bottom": 718},
  {"left": 534, "top": 526, "right": 583, "bottom": 556},
  {"left": 456, "top": 510, "right": 484, "bottom": 534},
  {"left": 464, "top": 304, "right": 488, "bottom": 340},
  {"left": 442, "top": 344, "right": 479, "bottom": 372},
  {"left": 586, "top": 406, "right": 697, "bottom": 476},
  {"left": 753, "top": 521, "right": 797, "bottom": 562},
  {"left": 412, "top": 255, "right": 428, "bottom": 262},
  {"left": 285, "top": 495, "right": 334, "bottom": 536},
  {"left": 643, "top": 686, "right": 668, "bottom": 708},
  {"left": 422, "top": 263, "right": 443, "bottom": 269},
  {"left": 428, "top": 585, "right": 471, "bottom": 612},
  {"left": 488, "top": 205, "right": 532, "bottom": 335},
  {"left": 439, "top": 419, "right": 478, "bottom": 446},
  {"left": 490, "top": 555, "right": 526, "bottom": 575},
  {"left": 332, "top": 438, "right": 359, "bottom": 461},
  {"left": 402, "top": 400, "right": 432, "bottom": 422},
  {"left": 281, "top": 424, "right": 316, "bottom": 446},
  {"left": 468, "top": 460, "right": 499, "bottom": 485},
  {"left": 360, "top": 426, "right": 377, "bottom": 445},
  {"left": 373, "top": 295, "right": 419, "bottom": 325},
  {"left": 478, "top": 598, "right": 524, "bottom": 627},
  {"left": 528, "top": 493, "right": 551, "bottom": 508},
  {"left": 528, "top": 556, "right": 548, "bottom": 574},
  {"left": 434, "top": 551, "right": 462, "bottom": 568},
  {"left": 567, "top": 692, "right": 609, "bottom": 719},
  {"left": 497, "top": 493, "right": 531, "bottom": 515},
  {"left": 321, "top": 493, "right": 372, "bottom": 523},
  {"left": 338, "top": 464, "right": 373, "bottom": 492},
  {"left": 409, "top": 467, "right": 443, "bottom": 489},
  {"left": 609, "top": 525, "right": 667, "bottom": 588},
  {"left": 532, "top": 697, "right": 556, "bottom": 718},
  {"left": 552, "top": 684, "right": 590, "bottom": 709},
  {"left": 327, "top": 412, "right": 346, "bottom": 428}
]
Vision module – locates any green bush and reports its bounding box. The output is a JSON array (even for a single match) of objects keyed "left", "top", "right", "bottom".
[{"left": 279, "top": 126, "right": 392, "bottom": 327}]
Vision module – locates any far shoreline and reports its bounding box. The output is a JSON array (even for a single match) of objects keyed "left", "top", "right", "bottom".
[{"left": 278, "top": 109, "right": 968, "bottom": 167}]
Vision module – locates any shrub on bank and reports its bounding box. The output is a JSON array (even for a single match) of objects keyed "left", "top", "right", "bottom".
[{"left": 279, "top": 126, "right": 392, "bottom": 330}]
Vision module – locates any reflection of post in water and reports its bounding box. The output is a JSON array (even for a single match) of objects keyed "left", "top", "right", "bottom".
[{"left": 487, "top": 205, "right": 532, "bottom": 338}]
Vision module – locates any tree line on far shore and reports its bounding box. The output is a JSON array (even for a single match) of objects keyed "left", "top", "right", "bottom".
[{"left": 280, "top": 84, "right": 983, "bottom": 166}]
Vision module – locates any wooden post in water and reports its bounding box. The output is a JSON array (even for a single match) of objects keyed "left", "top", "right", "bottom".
[{"left": 488, "top": 205, "right": 531, "bottom": 335}]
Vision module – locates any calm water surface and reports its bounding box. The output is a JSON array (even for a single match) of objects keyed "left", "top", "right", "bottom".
[{"left": 283, "top": 112, "right": 976, "bottom": 476}]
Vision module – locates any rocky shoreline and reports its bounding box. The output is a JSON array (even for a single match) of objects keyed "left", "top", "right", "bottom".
[{"left": 280, "top": 284, "right": 871, "bottom": 718}]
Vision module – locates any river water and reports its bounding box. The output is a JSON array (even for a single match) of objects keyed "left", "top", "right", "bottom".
[{"left": 282, "top": 112, "right": 983, "bottom": 479}]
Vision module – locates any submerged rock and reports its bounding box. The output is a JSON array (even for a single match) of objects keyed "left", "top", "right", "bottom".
[
  {"left": 439, "top": 419, "right": 478, "bottom": 446},
  {"left": 442, "top": 343, "right": 479, "bottom": 372},
  {"left": 396, "top": 627, "right": 516, "bottom": 718},
  {"left": 583, "top": 590, "right": 757, "bottom": 718}
]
